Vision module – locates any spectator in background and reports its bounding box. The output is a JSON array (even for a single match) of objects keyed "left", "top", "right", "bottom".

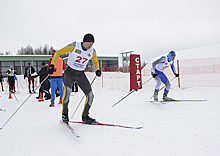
[
  {"left": 24, "top": 63, "right": 36, "bottom": 94},
  {"left": 0, "top": 68, "right": 4, "bottom": 91},
  {"left": 7, "top": 65, "right": 17, "bottom": 93},
  {"left": 32, "top": 61, "right": 51, "bottom": 100},
  {"left": 47, "top": 50, "right": 66, "bottom": 107}
]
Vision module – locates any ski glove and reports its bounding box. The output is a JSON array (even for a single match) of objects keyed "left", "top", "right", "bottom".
[
  {"left": 175, "top": 73, "right": 179, "bottom": 77},
  {"left": 152, "top": 72, "right": 157, "bottom": 78},
  {"left": 48, "top": 65, "right": 56, "bottom": 74},
  {"left": 96, "top": 70, "right": 101, "bottom": 77}
]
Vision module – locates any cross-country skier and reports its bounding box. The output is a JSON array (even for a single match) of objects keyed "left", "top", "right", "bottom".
[
  {"left": 151, "top": 51, "right": 179, "bottom": 101},
  {"left": 48, "top": 33, "right": 101, "bottom": 124}
]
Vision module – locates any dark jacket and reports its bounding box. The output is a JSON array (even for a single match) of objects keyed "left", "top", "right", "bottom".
[
  {"left": 38, "top": 65, "right": 48, "bottom": 83},
  {"left": 0, "top": 73, "right": 3, "bottom": 82},
  {"left": 7, "top": 69, "right": 17, "bottom": 77},
  {"left": 24, "top": 66, "right": 35, "bottom": 78}
]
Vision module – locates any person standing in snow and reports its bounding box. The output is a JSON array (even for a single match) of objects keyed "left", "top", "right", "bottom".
[
  {"left": 0, "top": 68, "right": 4, "bottom": 91},
  {"left": 47, "top": 50, "right": 66, "bottom": 107},
  {"left": 7, "top": 65, "right": 17, "bottom": 93},
  {"left": 24, "top": 63, "right": 36, "bottom": 94},
  {"left": 48, "top": 33, "right": 101, "bottom": 124},
  {"left": 32, "top": 61, "right": 51, "bottom": 100},
  {"left": 151, "top": 51, "right": 179, "bottom": 101}
]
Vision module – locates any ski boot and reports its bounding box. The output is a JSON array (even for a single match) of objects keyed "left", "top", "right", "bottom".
[
  {"left": 163, "top": 94, "right": 174, "bottom": 101},
  {"left": 49, "top": 104, "right": 54, "bottom": 107},
  {"left": 154, "top": 92, "right": 158, "bottom": 101},
  {"left": 82, "top": 116, "right": 97, "bottom": 124},
  {"left": 45, "top": 93, "right": 51, "bottom": 100},
  {"left": 29, "top": 90, "right": 32, "bottom": 94},
  {"left": 62, "top": 113, "right": 69, "bottom": 125}
]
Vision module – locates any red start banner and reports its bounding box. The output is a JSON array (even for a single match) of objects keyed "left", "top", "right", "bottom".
[{"left": 130, "top": 54, "right": 142, "bottom": 90}]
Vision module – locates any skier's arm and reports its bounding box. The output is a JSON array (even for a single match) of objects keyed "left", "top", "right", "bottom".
[
  {"left": 152, "top": 56, "right": 166, "bottom": 73},
  {"left": 171, "top": 63, "right": 177, "bottom": 74},
  {"left": 91, "top": 50, "right": 99, "bottom": 70},
  {"left": 32, "top": 66, "right": 35, "bottom": 73},
  {"left": 51, "top": 42, "right": 76, "bottom": 65},
  {"left": 7, "top": 70, "right": 11, "bottom": 75}
]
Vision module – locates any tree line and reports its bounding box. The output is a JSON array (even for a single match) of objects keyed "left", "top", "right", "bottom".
[
  {"left": 0, "top": 44, "right": 60, "bottom": 55},
  {"left": 17, "top": 44, "right": 54, "bottom": 55}
]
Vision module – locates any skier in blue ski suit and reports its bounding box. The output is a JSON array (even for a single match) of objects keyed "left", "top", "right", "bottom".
[{"left": 151, "top": 51, "right": 179, "bottom": 101}]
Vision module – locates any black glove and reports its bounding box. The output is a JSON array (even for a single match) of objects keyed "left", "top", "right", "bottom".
[
  {"left": 96, "top": 70, "right": 101, "bottom": 77},
  {"left": 175, "top": 73, "right": 179, "bottom": 77},
  {"left": 48, "top": 65, "right": 55, "bottom": 74},
  {"left": 152, "top": 72, "right": 157, "bottom": 78}
]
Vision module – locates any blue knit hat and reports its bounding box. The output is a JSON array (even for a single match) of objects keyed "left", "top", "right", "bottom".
[{"left": 167, "top": 51, "right": 176, "bottom": 61}]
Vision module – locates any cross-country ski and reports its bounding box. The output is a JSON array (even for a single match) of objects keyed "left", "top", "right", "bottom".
[
  {"left": 69, "top": 121, "right": 143, "bottom": 129},
  {"left": 147, "top": 99, "right": 208, "bottom": 104},
  {"left": 60, "top": 120, "right": 80, "bottom": 138}
]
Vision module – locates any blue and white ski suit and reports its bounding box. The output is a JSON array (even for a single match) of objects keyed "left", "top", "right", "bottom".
[{"left": 151, "top": 56, "right": 176, "bottom": 94}]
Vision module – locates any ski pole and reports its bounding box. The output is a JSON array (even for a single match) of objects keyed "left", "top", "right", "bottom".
[
  {"left": 71, "top": 76, "right": 97, "bottom": 119},
  {"left": 150, "top": 76, "right": 176, "bottom": 99},
  {"left": 0, "top": 74, "right": 50, "bottom": 130},
  {"left": 5, "top": 78, "right": 19, "bottom": 103},
  {"left": 112, "top": 77, "right": 153, "bottom": 107},
  {"left": 16, "top": 77, "right": 24, "bottom": 89}
]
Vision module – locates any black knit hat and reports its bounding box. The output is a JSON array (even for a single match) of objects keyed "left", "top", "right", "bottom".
[
  {"left": 42, "top": 61, "right": 45, "bottom": 66},
  {"left": 83, "top": 34, "right": 95, "bottom": 43}
]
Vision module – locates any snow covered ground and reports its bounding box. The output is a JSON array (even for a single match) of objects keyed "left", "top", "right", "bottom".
[{"left": 0, "top": 73, "right": 220, "bottom": 156}]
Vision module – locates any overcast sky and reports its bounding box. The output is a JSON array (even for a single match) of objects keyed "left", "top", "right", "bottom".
[{"left": 1, "top": 0, "right": 220, "bottom": 62}]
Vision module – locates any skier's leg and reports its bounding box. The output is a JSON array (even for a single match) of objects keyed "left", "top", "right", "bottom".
[
  {"left": 61, "top": 68, "right": 75, "bottom": 123},
  {"left": 158, "top": 72, "right": 170, "bottom": 95},
  {"left": 76, "top": 72, "right": 95, "bottom": 123}
]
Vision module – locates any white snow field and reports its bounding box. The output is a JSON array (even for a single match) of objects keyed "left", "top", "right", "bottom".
[
  {"left": 0, "top": 72, "right": 220, "bottom": 156},
  {"left": 1, "top": 44, "right": 220, "bottom": 156}
]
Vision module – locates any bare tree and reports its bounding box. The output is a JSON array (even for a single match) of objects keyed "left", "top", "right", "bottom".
[
  {"left": 5, "top": 51, "right": 11, "bottom": 55},
  {"left": 16, "top": 44, "right": 55, "bottom": 55},
  {"left": 34, "top": 45, "right": 43, "bottom": 55},
  {"left": 43, "top": 44, "right": 49, "bottom": 55}
]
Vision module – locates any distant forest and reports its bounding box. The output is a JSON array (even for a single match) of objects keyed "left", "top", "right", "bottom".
[{"left": 0, "top": 44, "right": 68, "bottom": 57}]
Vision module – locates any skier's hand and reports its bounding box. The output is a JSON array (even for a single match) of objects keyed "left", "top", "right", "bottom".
[
  {"left": 175, "top": 73, "right": 179, "bottom": 77},
  {"left": 48, "top": 65, "right": 56, "bottom": 74},
  {"left": 96, "top": 70, "right": 101, "bottom": 77},
  {"left": 152, "top": 72, "right": 157, "bottom": 78}
]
